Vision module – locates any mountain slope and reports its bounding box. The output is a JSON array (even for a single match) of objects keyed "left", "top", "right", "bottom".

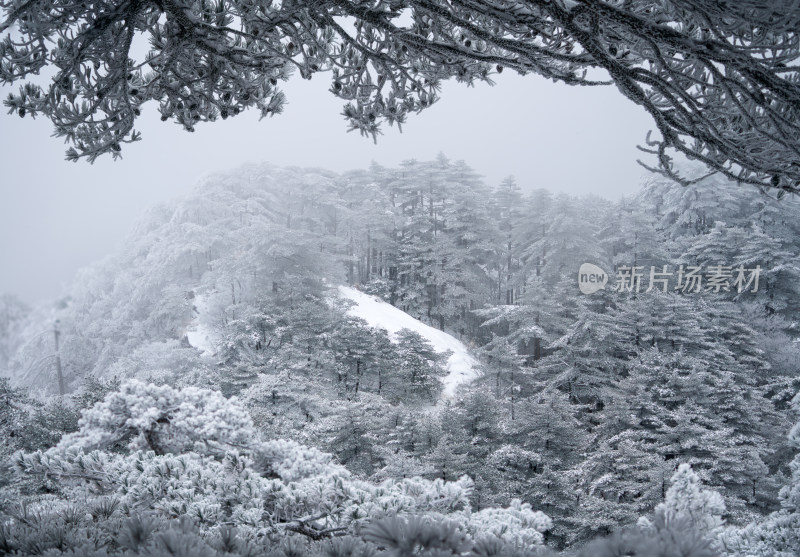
[{"left": 338, "top": 286, "right": 480, "bottom": 398}]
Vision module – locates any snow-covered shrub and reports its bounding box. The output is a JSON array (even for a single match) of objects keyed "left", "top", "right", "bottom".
[
  {"left": 104, "top": 340, "right": 212, "bottom": 388},
  {"left": 639, "top": 464, "right": 726, "bottom": 536},
  {"left": 362, "top": 513, "right": 556, "bottom": 557},
  {"left": 720, "top": 512, "right": 800, "bottom": 557},
  {"left": 252, "top": 438, "right": 339, "bottom": 482},
  {"left": 342, "top": 474, "right": 473, "bottom": 524},
  {"left": 50, "top": 379, "right": 256, "bottom": 456},
  {"left": 4, "top": 379, "right": 553, "bottom": 555},
  {"left": 466, "top": 499, "right": 553, "bottom": 547},
  {"left": 631, "top": 464, "right": 726, "bottom": 556},
  {"left": 579, "top": 516, "right": 722, "bottom": 557}
]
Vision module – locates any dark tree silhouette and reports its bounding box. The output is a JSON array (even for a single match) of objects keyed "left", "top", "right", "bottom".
[{"left": 1, "top": 0, "right": 799, "bottom": 195}]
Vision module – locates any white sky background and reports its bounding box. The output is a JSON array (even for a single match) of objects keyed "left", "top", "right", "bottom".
[{"left": 0, "top": 70, "right": 653, "bottom": 304}]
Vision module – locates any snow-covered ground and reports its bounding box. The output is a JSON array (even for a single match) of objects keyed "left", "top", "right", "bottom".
[
  {"left": 185, "top": 293, "right": 217, "bottom": 356},
  {"left": 338, "top": 286, "right": 480, "bottom": 398},
  {"left": 186, "top": 285, "right": 481, "bottom": 397}
]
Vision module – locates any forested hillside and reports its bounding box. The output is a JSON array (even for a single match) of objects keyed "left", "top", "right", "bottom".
[{"left": 2, "top": 158, "right": 800, "bottom": 556}]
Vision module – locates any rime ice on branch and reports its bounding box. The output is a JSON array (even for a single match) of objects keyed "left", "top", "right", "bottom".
[{"left": 1, "top": 0, "right": 800, "bottom": 195}]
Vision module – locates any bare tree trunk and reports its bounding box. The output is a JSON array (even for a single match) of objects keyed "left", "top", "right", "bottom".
[
  {"left": 510, "top": 368, "right": 515, "bottom": 421},
  {"left": 54, "top": 322, "right": 64, "bottom": 396},
  {"left": 366, "top": 229, "right": 371, "bottom": 282}
]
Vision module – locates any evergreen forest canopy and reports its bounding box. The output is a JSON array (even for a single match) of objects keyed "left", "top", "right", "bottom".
[
  {"left": 2, "top": 0, "right": 800, "bottom": 195},
  {"left": 2, "top": 157, "right": 800, "bottom": 555}
]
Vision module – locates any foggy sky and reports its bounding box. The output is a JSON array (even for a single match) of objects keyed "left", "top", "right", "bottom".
[{"left": 0, "top": 72, "right": 653, "bottom": 304}]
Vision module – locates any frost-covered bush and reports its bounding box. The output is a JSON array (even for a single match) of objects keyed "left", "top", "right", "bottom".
[
  {"left": 466, "top": 499, "right": 552, "bottom": 547},
  {"left": 105, "top": 340, "right": 212, "bottom": 388},
  {"left": 252, "top": 438, "right": 340, "bottom": 483},
  {"left": 3, "top": 379, "right": 554, "bottom": 556},
  {"left": 639, "top": 464, "right": 726, "bottom": 537},
  {"left": 50, "top": 379, "right": 256, "bottom": 456},
  {"left": 362, "top": 514, "right": 556, "bottom": 557},
  {"left": 578, "top": 517, "right": 722, "bottom": 557},
  {"left": 720, "top": 512, "right": 800, "bottom": 557},
  {"left": 633, "top": 463, "right": 726, "bottom": 557}
]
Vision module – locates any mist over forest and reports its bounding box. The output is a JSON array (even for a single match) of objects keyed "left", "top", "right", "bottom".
[{"left": 2, "top": 157, "right": 800, "bottom": 556}]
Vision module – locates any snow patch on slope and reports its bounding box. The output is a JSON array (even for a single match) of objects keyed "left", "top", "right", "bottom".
[
  {"left": 185, "top": 293, "right": 217, "bottom": 356},
  {"left": 338, "top": 286, "right": 480, "bottom": 398}
]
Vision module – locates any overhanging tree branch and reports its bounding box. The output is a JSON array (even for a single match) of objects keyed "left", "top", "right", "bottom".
[{"left": 1, "top": 0, "right": 798, "bottom": 195}]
